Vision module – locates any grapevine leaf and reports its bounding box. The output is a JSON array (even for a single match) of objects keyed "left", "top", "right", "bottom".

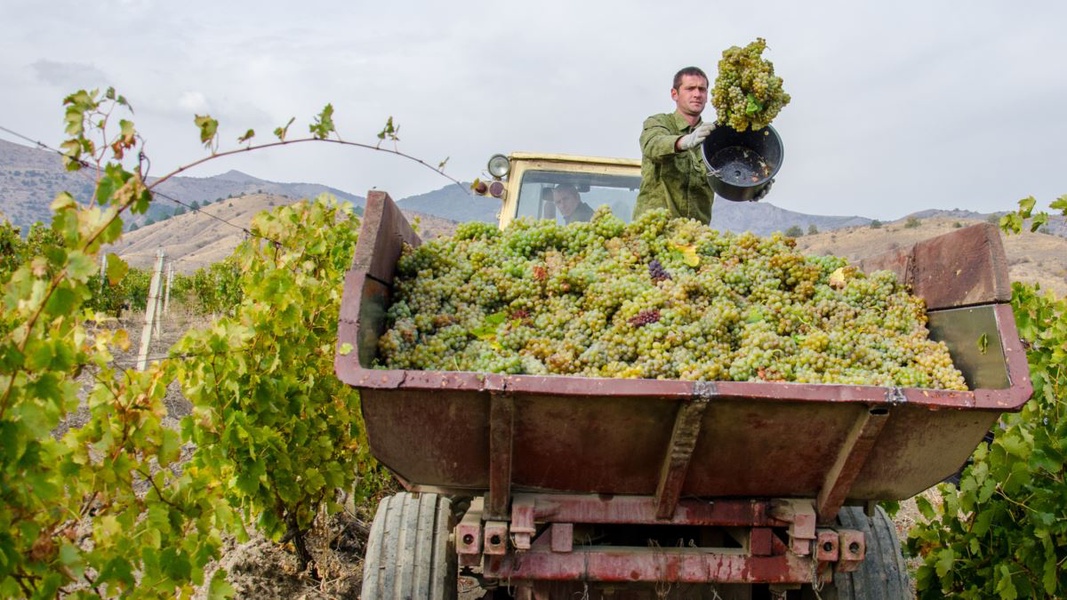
[
  {"left": 58, "top": 542, "right": 80, "bottom": 567},
  {"left": 303, "top": 467, "right": 327, "bottom": 491},
  {"left": 1017, "top": 195, "right": 1037, "bottom": 218},
  {"left": 67, "top": 250, "right": 96, "bottom": 280},
  {"left": 1029, "top": 212, "right": 1048, "bottom": 232},
  {"left": 97, "top": 556, "right": 136, "bottom": 589},
  {"left": 977, "top": 332, "right": 989, "bottom": 354},
  {"left": 471, "top": 312, "right": 507, "bottom": 340},
  {"left": 194, "top": 115, "right": 219, "bottom": 149},
  {"left": 829, "top": 267, "right": 847, "bottom": 288},
  {"left": 1049, "top": 194, "right": 1067, "bottom": 213},
  {"left": 44, "top": 285, "right": 77, "bottom": 316},
  {"left": 105, "top": 253, "right": 129, "bottom": 285},
  {"left": 915, "top": 494, "right": 936, "bottom": 520},
  {"left": 51, "top": 190, "right": 78, "bottom": 213},
  {"left": 309, "top": 104, "right": 335, "bottom": 140},
  {"left": 671, "top": 243, "right": 701, "bottom": 267},
  {"left": 972, "top": 504, "right": 995, "bottom": 537},
  {"left": 998, "top": 433, "right": 1030, "bottom": 460},
  {"left": 1043, "top": 552, "right": 1058, "bottom": 594},
  {"left": 159, "top": 428, "right": 181, "bottom": 465},
  {"left": 234, "top": 469, "right": 261, "bottom": 493},
  {"left": 935, "top": 547, "right": 955, "bottom": 577},
  {"left": 274, "top": 117, "right": 295, "bottom": 141},
  {"left": 996, "top": 563, "right": 1018, "bottom": 599},
  {"left": 377, "top": 116, "right": 399, "bottom": 144},
  {"left": 338, "top": 342, "right": 353, "bottom": 356},
  {"left": 999, "top": 212, "right": 1023, "bottom": 235},
  {"left": 237, "top": 129, "right": 255, "bottom": 144}
]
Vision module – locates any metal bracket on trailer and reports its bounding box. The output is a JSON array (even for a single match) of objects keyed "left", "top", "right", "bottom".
[{"left": 456, "top": 496, "right": 484, "bottom": 567}]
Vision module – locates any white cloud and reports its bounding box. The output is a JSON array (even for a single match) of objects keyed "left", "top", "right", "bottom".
[{"left": 177, "top": 91, "right": 210, "bottom": 114}]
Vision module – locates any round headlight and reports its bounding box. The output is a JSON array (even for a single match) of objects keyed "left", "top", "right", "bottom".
[{"left": 487, "top": 154, "right": 510, "bottom": 178}]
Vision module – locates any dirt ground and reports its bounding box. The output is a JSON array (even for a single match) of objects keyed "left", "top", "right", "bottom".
[{"left": 68, "top": 310, "right": 930, "bottom": 599}]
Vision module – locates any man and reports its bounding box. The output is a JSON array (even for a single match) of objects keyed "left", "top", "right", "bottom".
[
  {"left": 553, "top": 184, "right": 594, "bottom": 224},
  {"left": 633, "top": 66, "right": 771, "bottom": 224}
]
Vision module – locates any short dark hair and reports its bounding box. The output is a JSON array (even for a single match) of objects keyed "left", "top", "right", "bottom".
[
  {"left": 554, "top": 183, "right": 580, "bottom": 200},
  {"left": 673, "top": 66, "right": 708, "bottom": 91}
]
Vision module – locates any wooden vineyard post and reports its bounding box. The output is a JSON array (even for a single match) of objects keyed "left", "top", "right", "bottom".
[
  {"left": 163, "top": 263, "right": 174, "bottom": 315},
  {"left": 136, "top": 248, "right": 166, "bottom": 371}
]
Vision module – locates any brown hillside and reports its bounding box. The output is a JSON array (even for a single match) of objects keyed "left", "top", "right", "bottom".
[
  {"left": 794, "top": 216, "right": 1067, "bottom": 299},
  {"left": 108, "top": 193, "right": 459, "bottom": 273}
]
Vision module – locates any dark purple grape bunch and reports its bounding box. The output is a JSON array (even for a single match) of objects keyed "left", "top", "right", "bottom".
[
  {"left": 648, "top": 259, "right": 672, "bottom": 283},
  {"left": 628, "top": 309, "right": 661, "bottom": 328}
]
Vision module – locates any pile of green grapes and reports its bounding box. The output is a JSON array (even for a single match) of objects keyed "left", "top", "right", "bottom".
[
  {"left": 712, "top": 37, "right": 791, "bottom": 132},
  {"left": 376, "top": 207, "right": 967, "bottom": 390}
]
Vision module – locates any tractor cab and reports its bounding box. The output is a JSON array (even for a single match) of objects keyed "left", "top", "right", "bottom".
[{"left": 472, "top": 152, "right": 642, "bottom": 229}]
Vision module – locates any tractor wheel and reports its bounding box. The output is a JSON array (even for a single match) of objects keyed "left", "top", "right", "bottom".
[
  {"left": 804, "top": 505, "right": 911, "bottom": 600},
  {"left": 362, "top": 492, "right": 457, "bottom": 600}
]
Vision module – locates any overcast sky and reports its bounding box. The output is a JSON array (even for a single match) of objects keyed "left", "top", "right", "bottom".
[{"left": 1, "top": 0, "right": 1065, "bottom": 221}]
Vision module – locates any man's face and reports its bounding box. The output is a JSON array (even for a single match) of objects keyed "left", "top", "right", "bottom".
[
  {"left": 553, "top": 189, "right": 579, "bottom": 217},
  {"left": 671, "top": 74, "right": 709, "bottom": 119}
]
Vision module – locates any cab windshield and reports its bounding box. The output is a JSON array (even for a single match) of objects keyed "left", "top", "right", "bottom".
[{"left": 515, "top": 170, "right": 641, "bottom": 225}]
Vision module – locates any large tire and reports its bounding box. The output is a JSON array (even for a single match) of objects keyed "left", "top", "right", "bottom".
[
  {"left": 808, "top": 505, "right": 911, "bottom": 600},
  {"left": 362, "top": 492, "right": 457, "bottom": 600}
]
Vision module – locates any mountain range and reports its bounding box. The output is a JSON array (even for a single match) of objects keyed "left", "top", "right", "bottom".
[{"left": 7, "top": 136, "right": 1034, "bottom": 238}]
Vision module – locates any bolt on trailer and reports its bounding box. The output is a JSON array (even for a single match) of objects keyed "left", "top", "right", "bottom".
[{"left": 336, "top": 152, "right": 1032, "bottom": 599}]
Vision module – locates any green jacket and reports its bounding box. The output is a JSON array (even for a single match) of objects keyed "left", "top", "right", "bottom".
[{"left": 633, "top": 112, "right": 715, "bottom": 224}]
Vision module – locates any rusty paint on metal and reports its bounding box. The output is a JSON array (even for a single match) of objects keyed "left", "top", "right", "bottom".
[
  {"left": 654, "top": 397, "right": 709, "bottom": 519},
  {"left": 817, "top": 407, "right": 891, "bottom": 523},
  {"left": 751, "top": 528, "right": 774, "bottom": 557},
  {"left": 550, "top": 523, "right": 573, "bottom": 553},
  {"left": 836, "top": 529, "right": 865, "bottom": 573},
  {"left": 484, "top": 547, "right": 815, "bottom": 584},
  {"left": 484, "top": 521, "right": 508, "bottom": 556},
  {"left": 522, "top": 494, "right": 784, "bottom": 527},
  {"left": 488, "top": 393, "right": 515, "bottom": 520}
]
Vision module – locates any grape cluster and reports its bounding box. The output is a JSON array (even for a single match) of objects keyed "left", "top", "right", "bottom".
[
  {"left": 648, "top": 259, "right": 672, "bottom": 282},
  {"left": 628, "top": 309, "right": 662, "bottom": 328},
  {"left": 376, "top": 207, "right": 968, "bottom": 390},
  {"left": 712, "top": 38, "right": 791, "bottom": 132}
]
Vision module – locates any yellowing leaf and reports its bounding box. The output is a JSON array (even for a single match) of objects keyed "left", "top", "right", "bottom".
[
  {"left": 671, "top": 243, "right": 700, "bottom": 267},
  {"left": 338, "top": 342, "right": 354, "bottom": 356},
  {"left": 829, "top": 267, "right": 847, "bottom": 288}
]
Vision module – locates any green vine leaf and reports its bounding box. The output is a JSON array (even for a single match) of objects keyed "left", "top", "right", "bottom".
[
  {"left": 1017, "top": 195, "right": 1037, "bottom": 218},
  {"left": 194, "top": 114, "right": 219, "bottom": 150},
  {"left": 274, "top": 116, "right": 295, "bottom": 141},
  {"left": 309, "top": 104, "right": 336, "bottom": 140},
  {"left": 377, "top": 116, "right": 400, "bottom": 146}
]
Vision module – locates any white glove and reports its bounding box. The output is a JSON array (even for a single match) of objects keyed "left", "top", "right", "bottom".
[{"left": 677, "top": 121, "right": 716, "bottom": 151}]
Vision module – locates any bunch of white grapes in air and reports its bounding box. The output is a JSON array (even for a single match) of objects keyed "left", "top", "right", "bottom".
[
  {"left": 712, "top": 37, "right": 791, "bottom": 132},
  {"left": 376, "top": 207, "right": 967, "bottom": 390}
]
